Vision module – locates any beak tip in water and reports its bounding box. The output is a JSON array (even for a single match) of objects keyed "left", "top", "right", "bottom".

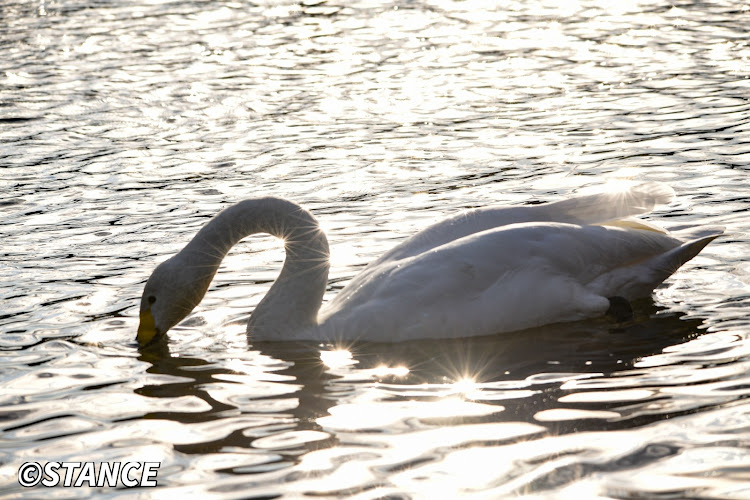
[{"left": 137, "top": 309, "right": 159, "bottom": 347}]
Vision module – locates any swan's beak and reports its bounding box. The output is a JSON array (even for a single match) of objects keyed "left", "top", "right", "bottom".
[{"left": 137, "top": 308, "right": 159, "bottom": 347}]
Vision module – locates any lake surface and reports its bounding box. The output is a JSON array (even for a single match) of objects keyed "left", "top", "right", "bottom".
[{"left": 2, "top": 0, "right": 750, "bottom": 497}]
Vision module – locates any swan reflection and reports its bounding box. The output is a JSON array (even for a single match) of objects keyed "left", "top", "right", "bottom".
[{"left": 124, "top": 304, "right": 729, "bottom": 496}]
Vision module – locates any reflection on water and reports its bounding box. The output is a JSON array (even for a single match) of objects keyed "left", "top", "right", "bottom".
[{"left": 1, "top": 0, "right": 750, "bottom": 497}]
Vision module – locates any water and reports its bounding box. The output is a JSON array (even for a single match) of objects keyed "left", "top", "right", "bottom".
[{"left": 1, "top": 0, "right": 750, "bottom": 497}]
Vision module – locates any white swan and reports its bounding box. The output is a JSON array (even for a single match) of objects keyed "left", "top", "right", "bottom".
[{"left": 137, "top": 182, "right": 722, "bottom": 346}]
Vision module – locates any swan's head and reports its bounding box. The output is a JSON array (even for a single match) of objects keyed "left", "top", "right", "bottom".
[{"left": 137, "top": 256, "right": 210, "bottom": 347}]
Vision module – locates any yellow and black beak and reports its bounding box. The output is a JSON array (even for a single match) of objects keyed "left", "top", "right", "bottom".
[{"left": 137, "top": 308, "right": 160, "bottom": 347}]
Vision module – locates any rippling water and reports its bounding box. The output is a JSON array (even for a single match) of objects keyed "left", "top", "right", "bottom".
[{"left": 2, "top": 0, "right": 750, "bottom": 497}]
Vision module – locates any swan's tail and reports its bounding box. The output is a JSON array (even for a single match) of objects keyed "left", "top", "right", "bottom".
[
  {"left": 589, "top": 227, "right": 724, "bottom": 299},
  {"left": 545, "top": 182, "right": 675, "bottom": 225},
  {"left": 646, "top": 228, "right": 723, "bottom": 276}
]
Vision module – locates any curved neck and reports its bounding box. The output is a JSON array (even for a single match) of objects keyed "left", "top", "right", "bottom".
[{"left": 181, "top": 197, "right": 329, "bottom": 339}]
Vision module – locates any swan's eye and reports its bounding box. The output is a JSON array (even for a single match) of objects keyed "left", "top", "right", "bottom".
[{"left": 148, "top": 296, "right": 156, "bottom": 305}]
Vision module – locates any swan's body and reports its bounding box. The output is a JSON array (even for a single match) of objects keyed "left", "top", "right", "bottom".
[{"left": 137, "top": 183, "right": 722, "bottom": 346}]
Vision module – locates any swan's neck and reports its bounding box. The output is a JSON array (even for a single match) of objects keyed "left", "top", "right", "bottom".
[{"left": 181, "top": 197, "right": 329, "bottom": 339}]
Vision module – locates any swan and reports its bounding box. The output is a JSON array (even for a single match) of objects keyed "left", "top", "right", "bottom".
[{"left": 137, "top": 182, "right": 722, "bottom": 346}]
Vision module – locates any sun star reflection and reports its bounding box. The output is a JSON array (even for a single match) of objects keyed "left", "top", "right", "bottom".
[
  {"left": 451, "top": 376, "right": 478, "bottom": 395},
  {"left": 319, "top": 348, "right": 357, "bottom": 369},
  {"left": 372, "top": 365, "right": 410, "bottom": 378}
]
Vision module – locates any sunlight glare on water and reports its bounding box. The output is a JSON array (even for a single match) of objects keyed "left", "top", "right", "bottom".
[{"left": 1, "top": 0, "right": 750, "bottom": 497}]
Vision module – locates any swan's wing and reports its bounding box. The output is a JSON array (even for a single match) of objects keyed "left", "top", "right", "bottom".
[
  {"left": 320, "top": 221, "right": 714, "bottom": 342},
  {"left": 329, "top": 182, "right": 675, "bottom": 310},
  {"left": 374, "top": 182, "right": 674, "bottom": 263},
  {"left": 538, "top": 181, "right": 675, "bottom": 224}
]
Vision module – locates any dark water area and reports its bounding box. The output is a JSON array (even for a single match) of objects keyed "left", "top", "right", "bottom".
[{"left": 1, "top": 0, "right": 750, "bottom": 498}]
